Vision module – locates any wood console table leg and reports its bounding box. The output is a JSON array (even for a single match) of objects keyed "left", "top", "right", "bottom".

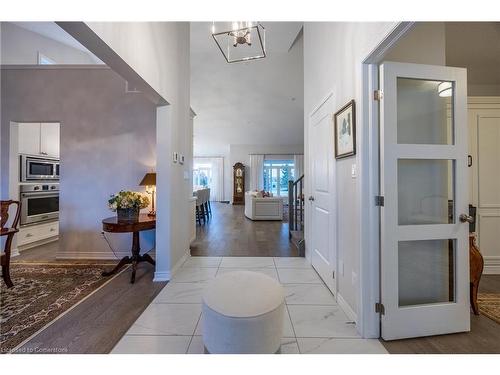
[
  {"left": 130, "top": 231, "right": 140, "bottom": 284},
  {"left": 141, "top": 253, "right": 156, "bottom": 266},
  {"left": 102, "top": 256, "right": 131, "bottom": 277}
]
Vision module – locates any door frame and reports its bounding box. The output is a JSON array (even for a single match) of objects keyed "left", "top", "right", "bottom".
[
  {"left": 358, "top": 22, "right": 416, "bottom": 338},
  {"left": 468, "top": 97, "right": 500, "bottom": 274}
]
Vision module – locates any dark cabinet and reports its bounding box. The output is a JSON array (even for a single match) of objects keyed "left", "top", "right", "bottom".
[{"left": 233, "top": 162, "right": 245, "bottom": 205}]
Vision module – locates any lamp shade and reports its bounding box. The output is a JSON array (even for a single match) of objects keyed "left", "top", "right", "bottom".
[{"left": 139, "top": 173, "right": 156, "bottom": 186}]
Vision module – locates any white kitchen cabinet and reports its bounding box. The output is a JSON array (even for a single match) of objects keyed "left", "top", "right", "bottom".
[
  {"left": 40, "top": 123, "right": 60, "bottom": 158},
  {"left": 17, "top": 122, "right": 60, "bottom": 158},
  {"left": 18, "top": 122, "right": 41, "bottom": 155},
  {"left": 18, "top": 221, "right": 59, "bottom": 248}
]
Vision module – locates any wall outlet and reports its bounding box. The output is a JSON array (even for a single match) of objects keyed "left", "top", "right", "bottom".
[
  {"left": 351, "top": 163, "right": 357, "bottom": 178},
  {"left": 172, "top": 152, "right": 179, "bottom": 163}
]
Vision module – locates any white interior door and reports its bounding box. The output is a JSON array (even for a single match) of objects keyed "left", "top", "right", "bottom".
[
  {"left": 379, "top": 62, "right": 470, "bottom": 340},
  {"left": 468, "top": 100, "right": 500, "bottom": 275},
  {"left": 309, "top": 94, "right": 336, "bottom": 293}
]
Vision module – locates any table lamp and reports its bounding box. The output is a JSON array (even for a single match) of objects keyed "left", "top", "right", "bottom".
[{"left": 139, "top": 172, "right": 156, "bottom": 217}]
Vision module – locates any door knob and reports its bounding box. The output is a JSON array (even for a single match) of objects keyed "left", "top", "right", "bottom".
[
  {"left": 308, "top": 196, "right": 315, "bottom": 201},
  {"left": 459, "top": 214, "right": 474, "bottom": 223}
]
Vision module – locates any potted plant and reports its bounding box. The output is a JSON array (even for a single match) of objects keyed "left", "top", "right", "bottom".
[{"left": 108, "top": 191, "right": 150, "bottom": 221}]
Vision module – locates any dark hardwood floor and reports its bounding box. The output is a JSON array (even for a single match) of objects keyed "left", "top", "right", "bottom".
[
  {"left": 10, "top": 240, "right": 162, "bottom": 354},
  {"left": 12, "top": 241, "right": 60, "bottom": 263},
  {"left": 14, "top": 261, "right": 165, "bottom": 354},
  {"left": 190, "top": 202, "right": 298, "bottom": 257},
  {"left": 381, "top": 275, "right": 500, "bottom": 354}
]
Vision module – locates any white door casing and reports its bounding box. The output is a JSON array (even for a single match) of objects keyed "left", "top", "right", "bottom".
[
  {"left": 308, "top": 93, "right": 336, "bottom": 293},
  {"left": 379, "top": 62, "right": 469, "bottom": 340}
]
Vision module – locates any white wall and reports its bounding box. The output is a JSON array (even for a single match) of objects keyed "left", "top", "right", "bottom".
[
  {"left": 304, "top": 22, "right": 398, "bottom": 320},
  {"left": 1, "top": 66, "right": 157, "bottom": 258},
  {"left": 82, "top": 22, "right": 192, "bottom": 278},
  {"left": 1, "top": 22, "right": 100, "bottom": 65}
]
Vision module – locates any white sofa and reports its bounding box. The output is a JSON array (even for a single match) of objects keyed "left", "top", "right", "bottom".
[{"left": 244, "top": 191, "right": 283, "bottom": 220}]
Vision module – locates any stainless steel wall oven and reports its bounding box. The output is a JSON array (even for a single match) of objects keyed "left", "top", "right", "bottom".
[{"left": 20, "top": 184, "right": 59, "bottom": 225}]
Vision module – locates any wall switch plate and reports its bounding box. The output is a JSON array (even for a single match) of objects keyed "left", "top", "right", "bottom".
[
  {"left": 172, "top": 152, "right": 179, "bottom": 163},
  {"left": 351, "top": 164, "right": 357, "bottom": 178}
]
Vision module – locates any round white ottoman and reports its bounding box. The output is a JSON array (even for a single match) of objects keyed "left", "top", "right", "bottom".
[{"left": 202, "top": 270, "right": 285, "bottom": 354}]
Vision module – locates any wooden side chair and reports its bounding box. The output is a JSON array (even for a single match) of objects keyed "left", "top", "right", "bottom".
[{"left": 1, "top": 200, "right": 21, "bottom": 288}]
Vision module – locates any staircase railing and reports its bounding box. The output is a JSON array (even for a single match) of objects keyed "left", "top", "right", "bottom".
[{"left": 288, "top": 174, "right": 305, "bottom": 236}]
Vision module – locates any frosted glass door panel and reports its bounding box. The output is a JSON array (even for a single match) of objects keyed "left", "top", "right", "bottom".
[
  {"left": 398, "top": 159, "right": 454, "bottom": 225},
  {"left": 399, "top": 239, "right": 455, "bottom": 307},
  {"left": 397, "top": 78, "right": 453, "bottom": 145}
]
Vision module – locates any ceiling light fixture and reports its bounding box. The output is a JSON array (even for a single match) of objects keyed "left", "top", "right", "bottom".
[
  {"left": 438, "top": 81, "right": 453, "bottom": 97},
  {"left": 211, "top": 21, "right": 266, "bottom": 63}
]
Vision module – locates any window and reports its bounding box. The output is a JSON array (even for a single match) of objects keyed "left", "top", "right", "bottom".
[
  {"left": 38, "top": 52, "right": 56, "bottom": 65},
  {"left": 193, "top": 162, "right": 212, "bottom": 189},
  {"left": 263, "top": 160, "right": 295, "bottom": 197}
]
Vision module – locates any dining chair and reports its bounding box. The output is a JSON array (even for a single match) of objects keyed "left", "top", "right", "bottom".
[{"left": 1, "top": 200, "right": 21, "bottom": 288}]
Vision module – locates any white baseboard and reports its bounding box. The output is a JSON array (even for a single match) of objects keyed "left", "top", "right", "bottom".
[
  {"left": 153, "top": 250, "right": 189, "bottom": 282},
  {"left": 153, "top": 271, "right": 171, "bottom": 282},
  {"left": 337, "top": 292, "right": 358, "bottom": 324},
  {"left": 484, "top": 256, "right": 500, "bottom": 275},
  {"left": 18, "top": 236, "right": 58, "bottom": 252}
]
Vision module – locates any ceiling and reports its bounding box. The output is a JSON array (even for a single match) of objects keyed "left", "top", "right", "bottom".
[
  {"left": 190, "top": 22, "right": 304, "bottom": 156},
  {"left": 445, "top": 22, "right": 500, "bottom": 85},
  {"left": 12, "top": 22, "right": 102, "bottom": 64}
]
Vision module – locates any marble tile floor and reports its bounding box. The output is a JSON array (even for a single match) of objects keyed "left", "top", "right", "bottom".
[{"left": 112, "top": 257, "right": 387, "bottom": 354}]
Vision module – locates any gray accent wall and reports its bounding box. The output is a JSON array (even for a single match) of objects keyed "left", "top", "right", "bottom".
[{"left": 1, "top": 66, "right": 157, "bottom": 259}]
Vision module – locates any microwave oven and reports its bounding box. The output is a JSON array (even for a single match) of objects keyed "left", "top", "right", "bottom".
[{"left": 20, "top": 154, "right": 59, "bottom": 182}]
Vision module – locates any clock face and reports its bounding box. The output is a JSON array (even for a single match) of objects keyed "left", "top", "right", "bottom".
[{"left": 236, "top": 168, "right": 242, "bottom": 177}]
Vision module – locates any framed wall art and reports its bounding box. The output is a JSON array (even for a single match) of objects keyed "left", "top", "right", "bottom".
[{"left": 334, "top": 100, "right": 356, "bottom": 158}]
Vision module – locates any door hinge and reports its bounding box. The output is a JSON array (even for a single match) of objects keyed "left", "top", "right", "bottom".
[
  {"left": 375, "top": 302, "right": 385, "bottom": 315},
  {"left": 374, "top": 89, "right": 383, "bottom": 101},
  {"left": 375, "top": 195, "right": 384, "bottom": 207}
]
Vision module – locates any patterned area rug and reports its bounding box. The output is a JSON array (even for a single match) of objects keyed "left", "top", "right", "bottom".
[
  {"left": 1, "top": 263, "right": 113, "bottom": 353},
  {"left": 478, "top": 293, "right": 500, "bottom": 324}
]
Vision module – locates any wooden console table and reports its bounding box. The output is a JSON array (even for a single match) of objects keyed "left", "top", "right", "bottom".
[{"left": 102, "top": 214, "right": 156, "bottom": 284}]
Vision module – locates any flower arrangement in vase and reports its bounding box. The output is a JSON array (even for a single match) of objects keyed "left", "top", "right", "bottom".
[{"left": 108, "top": 191, "right": 150, "bottom": 221}]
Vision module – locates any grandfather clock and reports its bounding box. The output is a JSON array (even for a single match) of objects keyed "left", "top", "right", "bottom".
[{"left": 232, "top": 162, "right": 245, "bottom": 205}]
